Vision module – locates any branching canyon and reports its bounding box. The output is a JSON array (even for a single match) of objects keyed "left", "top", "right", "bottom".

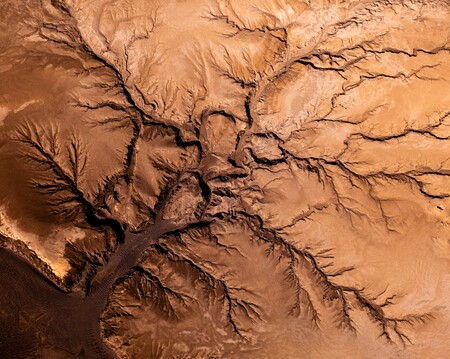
[{"left": 0, "top": 0, "right": 449, "bottom": 358}]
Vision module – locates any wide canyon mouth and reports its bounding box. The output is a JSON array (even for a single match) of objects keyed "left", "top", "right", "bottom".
[{"left": 0, "top": 0, "right": 449, "bottom": 358}]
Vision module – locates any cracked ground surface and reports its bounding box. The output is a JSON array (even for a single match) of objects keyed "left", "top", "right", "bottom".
[{"left": 0, "top": 0, "right": 449, "bottom": 358}]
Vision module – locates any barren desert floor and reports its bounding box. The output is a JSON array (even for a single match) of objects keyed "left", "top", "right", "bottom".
[{"left": 0, "top": 0, "right": 449, "bottom": 358}]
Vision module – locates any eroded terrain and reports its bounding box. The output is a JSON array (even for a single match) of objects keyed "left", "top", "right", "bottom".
[{"left": 0, "top": 0, "right": 449, "bottom": 358}]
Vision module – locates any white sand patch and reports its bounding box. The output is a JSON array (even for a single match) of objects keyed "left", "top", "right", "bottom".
[
  {"left": 0, "top": 205, "right": 85, "bottom": 277},
  {"left": 0, "top": 106, "right": 10, "bottom": 125}
]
